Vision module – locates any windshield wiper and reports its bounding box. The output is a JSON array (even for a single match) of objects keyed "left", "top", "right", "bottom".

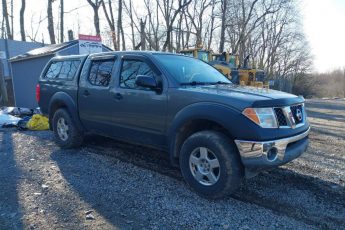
[
  {"left": 180, "top": 81, "right": 208, "bottom": 86},
  {"left": 213, "top": 81, "right": 231, "bottom": 85},
  {"left": 180, "top": 81, "right": 231, "bottom": 86}
]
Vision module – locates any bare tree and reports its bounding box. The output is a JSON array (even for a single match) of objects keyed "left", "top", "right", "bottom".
[
  {"left": 20, "top": 0, "right": 26, "bottom": 41},
  {"left": 60, "top": 0, "right": 64, "bottom": 42},
  {"left": 28, "top": 13, "right": 43, "bottom": 42},
  {"left": 225, "top": 0, "right": 282, "bottom": 62},
  {"left": 219, "top": 0, "right": 226, "bottom": 52},
  {"left": 130, "top": 0, "right": 137, "bottom": 49},
  {"left": 118, "top": 0, "right": 125, "bottom": 50},
  {"left": 206, "top": 0, "right": 217, "bottom": 50},
  {"left": 86, "top": 0, "right": 103, "bottom": 36},
  {"left": 102, "top": 0, "right": 118, "bottom": 50},
  {"left": 187, "top": 0, "right": 212, "bottom": 47},
  {"left": 140, "top": 18, "right": 146, "bottom": 50},
  {"left": 143, "top": 0, "right": 162, "bottom": 50},
  {"left": 10, "top": 0, "right": 13, "bottom": 38},
  {"left": 2, "top": 0, "right": 13, "bottom": 39},
  {"left": 158, "top": 0, "right": 192, "bottom": 51},
  {"left": 47, "top": 0, "right": 56, "bottom": 44}
]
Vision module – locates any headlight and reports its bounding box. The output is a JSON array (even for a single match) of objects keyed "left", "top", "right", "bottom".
[{"left": 242, "top": 107, "right": 278, "bottom": 128}]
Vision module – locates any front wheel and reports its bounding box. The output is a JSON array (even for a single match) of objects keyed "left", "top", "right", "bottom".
[{"left": 179, "top": 131, "right": 244, "bottom": 199}]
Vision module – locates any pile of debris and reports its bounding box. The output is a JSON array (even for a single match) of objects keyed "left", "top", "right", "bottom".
[{"left": 0, "top": 107, "right": 49, "bottom": 130}]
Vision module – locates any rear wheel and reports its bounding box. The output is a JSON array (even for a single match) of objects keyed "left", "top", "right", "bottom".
[
  {"left": 179, "top": 131, "right": 244, "bottom": 199},
  {"left": 52, "top": 108, "right": 83, "bottom": 148}
]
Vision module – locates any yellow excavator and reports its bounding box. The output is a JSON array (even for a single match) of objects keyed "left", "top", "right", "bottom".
[
  {"left": 179, "top": 46, "right": 269, "bottom": 88},
  {"left": 179, "top": 47, "right": 213, "bottom": 63},
  {"left": 179, "top": 47, "right": 233, "bottom": 78},
  {"left": 211, "top": 52, "right": 269, "bottom": 88}
]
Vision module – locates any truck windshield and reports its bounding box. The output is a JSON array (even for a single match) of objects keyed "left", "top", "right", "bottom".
[{"left": 156, "top": 54, "right": 231, "bottom": 85}]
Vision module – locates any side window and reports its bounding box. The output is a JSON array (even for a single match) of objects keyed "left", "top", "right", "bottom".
[
  {"left": 45, "top": 61, "right": 63, "bottom": 79},
  {"left": 59, "top": 60, "right": 81, "bottom": 80},
  {"left": 120, "top": 60, "right": 155, "bottom": 89},
  {"left": 44, "top": 60, "right": 80, "bottom": 80},
  {"left": 88, "top": 59, "right": 115, "bottom": 87}
]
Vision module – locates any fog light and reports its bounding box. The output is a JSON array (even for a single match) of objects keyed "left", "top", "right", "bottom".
[{"left": 267, "top": 147, "right": 278, "bottom": 161}]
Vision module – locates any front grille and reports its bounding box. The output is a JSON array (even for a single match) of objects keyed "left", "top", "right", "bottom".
[
  {"left": 290, "top": 104, "right": 304, "bottom": 124},
  {"left": 274, "top": 108, "right": 287, "bottom": 126}
]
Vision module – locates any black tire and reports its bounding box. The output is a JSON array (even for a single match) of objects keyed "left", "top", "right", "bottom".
[
  {"left": 179, "top": 130, "right": 244, "bottom": 199},
  {"left": 52, "top": 108, "right": 83, "bottom": 148}
]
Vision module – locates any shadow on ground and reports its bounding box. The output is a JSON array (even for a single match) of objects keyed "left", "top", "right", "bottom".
[{"left": 0, "top": 131, "right": 23, "bottom": 230}]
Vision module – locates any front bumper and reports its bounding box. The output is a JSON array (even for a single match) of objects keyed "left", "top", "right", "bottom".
[{"left": 234, "top": 127, "right": 310, "bottom": 175}]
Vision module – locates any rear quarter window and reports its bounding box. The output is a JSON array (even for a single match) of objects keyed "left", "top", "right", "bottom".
[{"left": 44, "top": 60, "right": 81, "bottom": 80}]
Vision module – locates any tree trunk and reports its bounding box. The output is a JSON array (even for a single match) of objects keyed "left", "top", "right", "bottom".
[
  {"left": 47, "top": 0, "right": 56, "bottom": 44},
  {"left": 140, "top": 19, "right": 146, "bottom": 50},
  {"left": 2, "top": 0, "right": 13, "bottom": 39},
  {"left": 86, "top": 0, "right": 102, "bottom": 36},
  {"left": 129, "top": 0, "right": 135, "bottom": 49},
  {"left": 94, "top": 8, "right": 100, "bottom": 36},
  {"left": 60, "top": 0, "right": 64, "bottom": 43},
  {"left": 118, "top": 0, "right": 125, "bottom": 50},
  {"left": 162, "top": 0, "right": 192, "bottom": 52},
  {"left": 102, "top": 0, "right": 117, "bottom": 50},
  {"left": 20, "top": 0, "right": 26, "bottom": 41},
  {"left": 208, "top": 0, "right": 216, "bottom": 50},
  {"left": 10, "top": 0, "right": 13, "bottom": 38},
  {"left": 219, "top": 0, "right": 226, "bottom": 52}
]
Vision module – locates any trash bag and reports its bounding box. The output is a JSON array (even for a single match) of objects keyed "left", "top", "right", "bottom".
[
  {"left": 0, "top": 107, "right": 34, "bottom": 117},
  {"left": 0, "top": 113, "right": 21, "bottom": 127},
  {"left": 26, "top": 114, "right": 49, "bottom": 131},
  {"left": 18, "top": 116, "right": 32, "bottom": 130}
]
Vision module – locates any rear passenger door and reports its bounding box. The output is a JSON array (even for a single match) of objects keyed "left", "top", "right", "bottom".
[{"left": 78, "top": 55, "right": 117, "bottom": 133}]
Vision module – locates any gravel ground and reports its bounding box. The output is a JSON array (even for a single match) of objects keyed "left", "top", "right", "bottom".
[{"left": 0, "top": 99, "right": 344, "bottom": 229}]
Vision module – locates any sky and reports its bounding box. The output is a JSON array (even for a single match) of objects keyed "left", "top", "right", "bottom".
[
  {"left": 9, "top": 0, "right": 345, "bottom": 73},
  {"left": 300, "top": 0, "right": 345, "bottom": 72}
]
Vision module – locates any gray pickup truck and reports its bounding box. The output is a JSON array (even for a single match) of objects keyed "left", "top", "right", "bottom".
[{"left": 37, "top": 51, "right": 310, "bottom": 199}]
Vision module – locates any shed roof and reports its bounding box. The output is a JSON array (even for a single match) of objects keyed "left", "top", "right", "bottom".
[
  {"left": 0, "top": 39, "right": 44, "bottom": 58},
  {"left": 10, "top": 40, "right": 78, "bottom": 62}
]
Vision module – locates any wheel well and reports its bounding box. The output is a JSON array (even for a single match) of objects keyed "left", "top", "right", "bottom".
[
  {"left": 49, "top": 102, "right": 67, "bottom": 130},
  {"left": 172, "top": 119, "right": 232, "bottom": 164}
]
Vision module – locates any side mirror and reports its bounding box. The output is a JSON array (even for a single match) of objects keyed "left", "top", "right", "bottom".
[{"left": 135, "top": 75, "right": 157, "bottom": 89}]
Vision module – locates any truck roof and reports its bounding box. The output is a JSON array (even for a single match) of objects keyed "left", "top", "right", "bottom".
[
  {"left": 87, "top": 51, "right": 186, "bottom": 58},
  {"left": 48, "top": 51, "right": 187, "bottom": 62}
]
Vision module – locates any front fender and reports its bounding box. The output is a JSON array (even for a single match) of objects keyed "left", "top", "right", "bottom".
[{"left": 167, "top": 102, "right": 262, "bottom": 164}]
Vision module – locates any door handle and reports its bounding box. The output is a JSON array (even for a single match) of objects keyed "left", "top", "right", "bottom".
[
  {"left": 114, "top": 93, "right": 123, "bottom": 100},
  {"left": 83, "top": 90, "right": 90, "bottom": 96}
]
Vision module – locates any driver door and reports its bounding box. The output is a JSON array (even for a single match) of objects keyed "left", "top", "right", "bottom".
[{"left": 109, "top": 55, "right": 168, "bottom": 148}]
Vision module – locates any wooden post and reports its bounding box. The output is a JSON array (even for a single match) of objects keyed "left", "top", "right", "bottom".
[
  {"left": 68, "top": 30, "right": 74, "bottom": 41},
  {"left": 0, "top": 61, "right": 8, "bottom": 105}
]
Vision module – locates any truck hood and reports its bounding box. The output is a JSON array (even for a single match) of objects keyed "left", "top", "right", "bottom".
[{"left": 179, "top": 84, "right": 304, "bottom": 109}]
